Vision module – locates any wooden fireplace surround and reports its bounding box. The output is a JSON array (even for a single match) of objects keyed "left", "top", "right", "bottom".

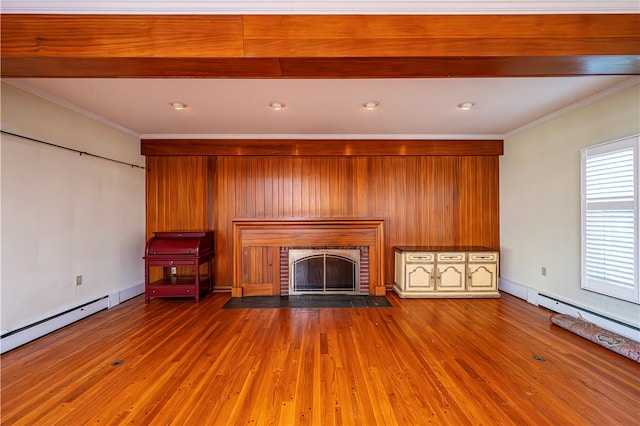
[{"left": 232, "top": 218, "right": 385, "bottom": 297}]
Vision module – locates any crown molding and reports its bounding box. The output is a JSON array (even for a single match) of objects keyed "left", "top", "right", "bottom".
[
  {"left": 3, "top": 79, "right": 140, "bottom": 138},
  {"left": 505, "top": 77, "right": 640, "bottom": 137},
  {"left": 1, "top": 1, "right": 638, "bottom": 14}
]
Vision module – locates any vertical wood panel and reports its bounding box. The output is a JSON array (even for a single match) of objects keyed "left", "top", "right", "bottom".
[
  {"left": 146, "top": 156, "right": 211, "bottom": 236},
  {"left": 283, "top": 157, "right": 293, "bottom": 216},
  {"left": 289, "top": 158, "right": 299, "bottom": 217},
  {"left": 460, "top": 156, "right": 500, "bottom": 249},
  {"left": 354, "top": 158, "right": 368, "bottom": 218},
  {"left": 148, "top": 155, "right": 499, "bottom": 289}
]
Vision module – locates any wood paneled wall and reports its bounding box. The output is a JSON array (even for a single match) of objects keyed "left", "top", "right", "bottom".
[
  {"left": 146, "top": 155, "right": 499, "bottom": 290},
  {"left": 145, "top": 156, "right": 214, "bottom": 237}
]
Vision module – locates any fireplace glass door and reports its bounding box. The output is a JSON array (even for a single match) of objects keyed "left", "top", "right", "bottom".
[{"left": 289, "top": 249, "right": 360, "bottom": 294}]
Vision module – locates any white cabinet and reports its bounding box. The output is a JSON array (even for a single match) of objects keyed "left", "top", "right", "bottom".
[{"left": 393, "top": 247, "right": 500, "bottom": 298}]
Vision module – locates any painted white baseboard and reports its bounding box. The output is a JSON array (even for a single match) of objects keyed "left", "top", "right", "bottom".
[
  {"left": 537, "top": 294, "right": 640, "bottom": 342},
  {"left": 1, "top": 296, "right": 109, "bottom": 354},
  {"left": 108, "top": 282, "right": 145, "bottom": 307},
  {"left": 1, "top": 282, "right": 144, "bottom": 354},
  {"left": 498, "top": 277, "right": 530, "bottom": 300},
  {"left": 499, "top": 277, "right": 640, "bottom": 342}
]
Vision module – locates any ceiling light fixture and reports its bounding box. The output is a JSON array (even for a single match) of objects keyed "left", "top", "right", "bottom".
[
  {"left": 363, "top": 101, "right": 380, "bottom": 110},
  {"left": 269, "top": 101, "right": 286, "bottom": 110},
  {"left": 170, "top": 102, "right": 187, "bottom": 110},
  {"left": 457, "top": 101, "right": 475, "bottom": 111}
]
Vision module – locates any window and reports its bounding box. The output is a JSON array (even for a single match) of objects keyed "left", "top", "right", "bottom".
[{"left": 581, "top": 135, "right": 639, "bottom": 304}]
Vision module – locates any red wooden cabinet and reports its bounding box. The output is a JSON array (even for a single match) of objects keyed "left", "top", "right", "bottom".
[{"left": 144, "top": 231, "right": 214, "bottom": 303}]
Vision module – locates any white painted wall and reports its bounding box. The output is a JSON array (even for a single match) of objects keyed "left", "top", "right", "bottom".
[
  {"left": 500, "top": 83, "right": 640, "bottom": 328},
  {"left": 1, "top": 82, "right": 145, "bottom": 333}
]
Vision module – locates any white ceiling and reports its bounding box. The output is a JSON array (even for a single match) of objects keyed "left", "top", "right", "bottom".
[{"left": 4, "top": 76, "right": 636, "bottom": 139}]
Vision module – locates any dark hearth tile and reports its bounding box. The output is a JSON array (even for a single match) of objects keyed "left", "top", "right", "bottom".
[{"left": 222, "top": 295, "right": 391, "bottom": 309}]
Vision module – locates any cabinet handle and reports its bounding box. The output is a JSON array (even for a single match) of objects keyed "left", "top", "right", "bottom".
[
  {"left": 441, "top": 256, "right": 458, "bottom": 260},
  {"left": 474, "top": 256, "right": 491, "bottom": 260}
]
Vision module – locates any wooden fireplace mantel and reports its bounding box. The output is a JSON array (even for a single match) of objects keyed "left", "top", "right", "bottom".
[{"left": 232, "top": 218, "right": 385, "bottom": 297}]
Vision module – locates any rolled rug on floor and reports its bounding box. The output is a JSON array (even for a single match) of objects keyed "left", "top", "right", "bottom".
[{"left": 549, "top": 314, "right": 640, "bottom": 363}]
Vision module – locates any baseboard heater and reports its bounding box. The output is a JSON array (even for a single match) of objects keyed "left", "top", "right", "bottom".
[
  {"left": 538, "top": 293, "right": 640, "bottom": 343},
  {"left": 0, "top": 296, "right": 109, "bottom": 354}
]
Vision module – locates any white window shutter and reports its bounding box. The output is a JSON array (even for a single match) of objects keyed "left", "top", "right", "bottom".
[{"left": 581, "top": 135, "right": 639, "bottom": 303}]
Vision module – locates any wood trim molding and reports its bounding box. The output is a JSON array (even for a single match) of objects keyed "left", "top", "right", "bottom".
[
  {"left": 141, "top": 139, "right": 504, "bottom": 156},
  {"left": 2, "top": 14, "right": 638, "bottom": 77},
  {"left": 2, "top": 1, "right": 638, "bottom": 14}
]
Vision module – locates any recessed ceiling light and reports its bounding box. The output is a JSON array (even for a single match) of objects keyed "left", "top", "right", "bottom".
[
  {"left": 363, "top": 101, "right": 380, "bottom": 110},
  {"left": 170, "top": 102, "right": 187, "bottom": 110},
  {"left": 457, "top": 101, "right": 475, "bottom": 111},
  {"left": 269, "top": 101, "right": 286, "bottom": 110}
]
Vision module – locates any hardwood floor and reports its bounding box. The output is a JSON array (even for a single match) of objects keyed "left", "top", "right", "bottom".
[{"left": 2, "top": 292, "right": 638, "bottom": 425}]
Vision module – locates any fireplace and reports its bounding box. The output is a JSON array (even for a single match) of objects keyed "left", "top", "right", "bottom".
[
  {"left": 232, "top": 219, "right": 385, "bottom": 297},
  {"left": 280, "top": 246, "right": 369, "bottom": 296},
  {"left": 289, "top": 249, "right": 360, "bottom": 295}
]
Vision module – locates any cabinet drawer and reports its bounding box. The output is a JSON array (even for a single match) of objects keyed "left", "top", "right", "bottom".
[
  {"left": 148, "top": 284, "right": 196, "bottom": 297},
  {"left": 437, "top": 252, "right": 465, "bottom": 262},
  {"left": 146, "top": 259, "right": 196, "bottom": 267},
  {"left": 468, "top": 252, "right": 497, "bottom": 262},
  {"left": 406, "top": 253, "right": 434, "bottom": 262}
]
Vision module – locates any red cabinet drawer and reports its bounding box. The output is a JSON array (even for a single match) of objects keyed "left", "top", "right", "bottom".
[
  {"left": 146, "top": 259, "right": 197, "bottom": 267},
  {"left": 148, "top": 283, "right": 196, "bottom": 297}
]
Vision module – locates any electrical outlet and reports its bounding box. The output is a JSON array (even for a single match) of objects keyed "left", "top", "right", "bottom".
[
  {"left": 541, "top": 267, "right": 547, "bottom": 277},
  {"left": 171, "top": 267, "right": 177, "bottom": 275},
  {"left": 76, "top": 275, "right": 83, "bottom": 285}
]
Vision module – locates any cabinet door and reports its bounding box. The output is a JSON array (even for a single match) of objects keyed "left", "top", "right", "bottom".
[
  {"left": 241, "top": 246, "right": 280, "bottom": 296},
  {"left": 467, "top": 263, "right": 498, "bottom": 291},
  {"left": 405, "top": 264, "right": 435, "bottom": 292},
  {"left": 436, "top": 263, "right": 466, "bottom": 291}
]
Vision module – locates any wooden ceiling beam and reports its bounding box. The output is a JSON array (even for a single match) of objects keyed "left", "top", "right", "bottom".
[
  {"left": 1, "top": 14, "right": 639, "bottom": 77},
  {"left": 2, "top": 56, "right": 638, "bottom": 78}
]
